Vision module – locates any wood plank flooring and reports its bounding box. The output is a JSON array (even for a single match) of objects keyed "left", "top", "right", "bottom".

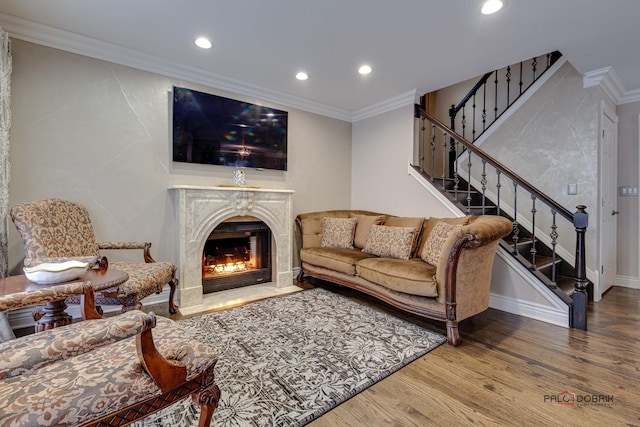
[
  {"left": 301, "top": 283, "right": 640, "bottom": 427},
  {"left": 164, "top": 281, "right": 639, "bottom": 426}
]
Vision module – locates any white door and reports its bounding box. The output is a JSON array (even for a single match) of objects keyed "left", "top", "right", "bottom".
[{"left": 598, "top": 101, "right": 618, "bottom": 300}]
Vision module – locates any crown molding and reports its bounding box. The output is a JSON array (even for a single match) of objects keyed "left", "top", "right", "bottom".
[
  {"left": 583, "top": 66, "right": 640, "bottom": 105},
  {"left": 0, "top": 13, "right": 354, "bottom": 122},
  {"left": 352, "top": 89, "right": 421, "bottom": 122}
]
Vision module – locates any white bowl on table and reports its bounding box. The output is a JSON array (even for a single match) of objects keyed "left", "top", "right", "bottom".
[{"left": 23, "top": 260, "right": 90, "bottom": 285}]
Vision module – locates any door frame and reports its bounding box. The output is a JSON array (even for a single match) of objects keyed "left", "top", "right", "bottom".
[{"left": 597, "top": 100, "right": 618, "bottom": 301}]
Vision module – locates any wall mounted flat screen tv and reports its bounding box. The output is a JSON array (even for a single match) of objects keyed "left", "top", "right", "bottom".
[{"left": 172, "top": 86, "right": 288, "bottom": 171}]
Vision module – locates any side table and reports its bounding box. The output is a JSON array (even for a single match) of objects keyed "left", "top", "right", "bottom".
[{"left": 0, "top": 268, "right": 128, "bottom": 332}]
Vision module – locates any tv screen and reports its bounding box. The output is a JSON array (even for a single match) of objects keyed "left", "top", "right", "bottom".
[{"left": 172, "top": 86, "right": 288, "bottom": 171}]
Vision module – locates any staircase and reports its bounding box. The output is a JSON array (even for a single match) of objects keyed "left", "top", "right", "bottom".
[
  {"left": 423, "top": 172, "right": 586, "bottom": 307},
  {"left": 413, "top": 52, "right": 591, "bottom": 329}
]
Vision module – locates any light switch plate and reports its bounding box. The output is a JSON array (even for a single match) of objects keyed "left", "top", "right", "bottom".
[{"left": 567, "top": 183, "right": 577, "bottom": 195}]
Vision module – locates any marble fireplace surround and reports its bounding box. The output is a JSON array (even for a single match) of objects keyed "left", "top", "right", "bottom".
[{"left": 170, "top": 185, "right": 296, "bottom": 312}]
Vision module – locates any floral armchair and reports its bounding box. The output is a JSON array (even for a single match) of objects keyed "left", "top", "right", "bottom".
[{"left": 10, "top": 198, "right": 178, "bottom": 314}]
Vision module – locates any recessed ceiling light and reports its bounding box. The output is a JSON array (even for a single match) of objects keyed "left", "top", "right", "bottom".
[
  {"left": 296, "top": 71, "right": 308, "bottom": 81},
  {"left": 481, "top": 0, "right": 503, "bottom": 15},
  {"left": 358, "top": 65, "right": 372, "bottom": 75},
  {"left": 195, "top": 37, "right": 213, "bottom": 49}
]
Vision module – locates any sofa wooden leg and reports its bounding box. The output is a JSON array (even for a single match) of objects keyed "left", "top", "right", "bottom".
[
  {"left": 296, "top": 270, "right": 305, "bottom": 283},
  {"left": 168, "top": 277, "right": 179, "bottom": 314},
  {"left": 446, "top": 321, "right": 461, "bottom": 346}
]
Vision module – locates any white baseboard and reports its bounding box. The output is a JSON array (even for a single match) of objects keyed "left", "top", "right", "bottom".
[
  {"left": 489, "top": 293, "right": 569, "bottom": 328},
  {"left": 616, "top": 275, "right": 639, "bottom": 289}
]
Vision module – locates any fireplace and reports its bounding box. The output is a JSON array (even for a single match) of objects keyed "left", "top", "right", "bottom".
[
  {"left": 202, "top": 219, "right": 272, "bottom": 293},
  {"left": 170, "top": 185, "right": 295, "bottom": 311}
]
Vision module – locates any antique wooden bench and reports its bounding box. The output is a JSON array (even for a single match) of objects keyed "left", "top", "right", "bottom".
[{"left": 0, "top": 284, "right": 220, "bottom": 426}]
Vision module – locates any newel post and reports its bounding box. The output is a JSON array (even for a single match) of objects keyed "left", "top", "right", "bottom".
[{"left": 572, "top": 205, "right": 588, "bottom": 330}]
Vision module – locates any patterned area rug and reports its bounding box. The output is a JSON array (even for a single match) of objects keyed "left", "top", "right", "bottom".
[{"left": 138, "top": 287, "right": 446, "bottom": 426}]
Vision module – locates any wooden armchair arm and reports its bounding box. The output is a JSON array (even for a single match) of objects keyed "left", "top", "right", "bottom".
[
  {"left": 97, "top": 242, "right": 155, "bottom": 263},
  {"left": 135, "top": 312, "right": 188, "bottom": 393}
]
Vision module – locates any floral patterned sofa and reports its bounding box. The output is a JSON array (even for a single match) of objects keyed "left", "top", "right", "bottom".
[
  {"left": 0, "top": 288, "right": 220, "bottom": 426},
  {"left": 296, "top": 210, "right": 512, "bottom": 346}
]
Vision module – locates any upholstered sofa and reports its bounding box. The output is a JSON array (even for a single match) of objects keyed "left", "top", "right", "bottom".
[
  {"left": 0, "top": 285, "right": 220, "bottom": 426},
  {"left": 296, "top": 210, "right": 512, "bottom": 346}
]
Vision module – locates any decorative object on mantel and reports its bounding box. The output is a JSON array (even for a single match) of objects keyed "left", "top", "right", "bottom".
[
  {"left": 137, "top": 287, "right": 445, "bottom": 427},
  {"left": 23, "top": 260, "right": 90, "bottom": 285},
  {"left": 232, "top": 168, "right": 246, "bottom": 186}
]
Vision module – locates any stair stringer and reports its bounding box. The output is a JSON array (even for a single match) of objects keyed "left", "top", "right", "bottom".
[{"left": 409, "top": 166, "right": 570, "bottom": 327}]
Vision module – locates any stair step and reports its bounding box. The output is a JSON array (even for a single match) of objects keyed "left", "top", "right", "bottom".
[{"left": 555, "top": 275, "right": 575, "bottom": 295}]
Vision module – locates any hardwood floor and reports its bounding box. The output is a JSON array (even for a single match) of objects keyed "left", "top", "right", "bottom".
[
  {"left": 160, "top": 281, "right": 639, "bottom": 426},
  {"left": 301, "top": 283, "right": 640, "bottom": 427}
]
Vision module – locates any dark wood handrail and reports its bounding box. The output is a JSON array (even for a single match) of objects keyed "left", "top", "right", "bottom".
[
  {"left": 415, "top": 105, "right": 574, "bottom": 222},
  {"left": 450, "top": 71, "right": 493, "bottom": 117}
]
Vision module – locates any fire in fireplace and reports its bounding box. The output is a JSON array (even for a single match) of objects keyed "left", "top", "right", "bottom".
[{"left": 202, "top": 219, "right": 272, "bottom": 293}]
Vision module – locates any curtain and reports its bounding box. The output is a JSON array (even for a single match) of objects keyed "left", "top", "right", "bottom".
[{"left": 0, "top": 27, "right": 11, "bottom": 279}]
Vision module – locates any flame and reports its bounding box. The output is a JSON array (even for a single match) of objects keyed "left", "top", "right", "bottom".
[{"left": 212, "top": 261, "right": 248, "bottom": 274}]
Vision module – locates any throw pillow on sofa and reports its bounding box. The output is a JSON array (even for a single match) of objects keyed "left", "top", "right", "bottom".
[
  {"left": 349, "top": 213, "right": 386, "bottom": 248},
  {"left": 362, "top": 225, "right": 417, "bottom": 260},
  {"left": 321, "top": 217, "right": 357, "bottom": 249},
  {"left": 384, "top": 216, "right": 424, "bottom": 257},
  {"left": 421, "top": 221, "right": 462, "bottom": 265}
]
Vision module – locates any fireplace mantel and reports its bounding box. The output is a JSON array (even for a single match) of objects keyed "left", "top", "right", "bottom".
[{"left": 169, "top": 185, "right": 295, "bottom": 310}]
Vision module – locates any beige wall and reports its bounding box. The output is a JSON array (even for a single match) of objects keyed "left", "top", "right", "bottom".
[
  {"left": 7, "top": 39, "right": 352, "bottom": 273},
  {"left": 351, "top": 104, "right": 456, "bottom": 217}
]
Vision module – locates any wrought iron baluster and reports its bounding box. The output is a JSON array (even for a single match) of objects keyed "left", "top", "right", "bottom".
[
  {"left": 532, "top": 57, "right": 538, "bottom": 82},
  {"left": 494, "top": 70, "right": 499, "bottom": 120},
  {"left": 419, "top": 117, "right": 425, "bottom": 173},
  {"left": 481, "top": 160, "right": 487, "bottom": 214},
  {"left": 453, "top": 138, "right": 460, "bottom": 195},
  {"left": 472, "top": 93, "right": 476, "bottom": 141},
  {"left": 550, "top": 210, "right": 558, "bottom": 288},
  {"left": 461, "top": 104, "right": 466, "bottom": 140},
  {"left": 519, "top": 62, "right": 524, "bottom": 96},
  {"left": 430, "top": 124, "right": 436, "bottom": 180},
  {"left": 466, "top": 152, "right": 473, "bottom": 213},
  {"left": 512, "top": 181, "right": 519, "bottom": 255},
  {"left": 506, "top": 66, "right": 511, "bottom": 107},
  {"left": 496, "top": 170, "right": 502, "bottom": 215},
  {"left": 530, "top": 195, "right": 537, "bottom": 270},
  {"left": 441, "top": 131, "right": 447, "bottom": 188},
  {"left": 482, "top": 83, "right": 487, "bottom": 132}
]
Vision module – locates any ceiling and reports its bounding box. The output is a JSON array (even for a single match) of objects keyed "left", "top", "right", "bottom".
[{"left": 1, "top": 0, "right": 640, "bottom": 119}]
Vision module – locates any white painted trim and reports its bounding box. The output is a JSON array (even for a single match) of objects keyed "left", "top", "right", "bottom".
[
  {"left": 495, "top": 247, "right": 569, "bottom": 310},
  {"left": 352, "top": 89, "right": 421, "bottom": 122},
  {"left": 407, "top": 163, "right": 465, "bottom": 217},
  {"left": 583, "top": 66, "right": 640, "bottom": 105},
  {"left": 491, "top": 248, "right": 569, "bottom": 327},
  {"left": 0, "top": 13, "right": 353, "bottom": 122},
  {"left": 616, "top": 275, "right": 639, "bottom": 289},
  {"left": 489, "top": 293, "right": 569, "bottom": 328}
]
